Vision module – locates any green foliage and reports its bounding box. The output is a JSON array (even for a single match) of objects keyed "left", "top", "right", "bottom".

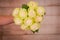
[
  {"left": 31, "top": 29, "right": 39, "bottom": 33},
  {"left": 22, "top": 4, "right": 29, "bottom": 11}
]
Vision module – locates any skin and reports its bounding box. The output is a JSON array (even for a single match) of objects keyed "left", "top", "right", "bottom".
[{"left": 0, "top": 15, "right": 13, "bottom": 25}]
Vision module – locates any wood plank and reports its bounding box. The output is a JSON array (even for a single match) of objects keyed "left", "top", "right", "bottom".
[
  {"left": 0, "top": 0, "right": 60, "bottom": 7},
  {"left": 3, "top": 35, "right": 60, "bottom": 40},
  {"left": 42, "top": 16, "right": 60, "bottom": 25},
  {"left": 0, "top": 6, "right": 60, "bottom": 16},
  {"left": 0, "top": 8, "right": 14, "bottom": 15},
  {"left": 0, "top": 26, "right": 3, "bottom": 40},
  {"left": 45, "top": 6, "right": 60, "bottom": 16},
  {"left": 3, "top": 22, "right": 60, "bottom": 35}
]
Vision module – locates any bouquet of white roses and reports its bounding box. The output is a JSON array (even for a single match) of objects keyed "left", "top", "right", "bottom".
[{"left": 12, "top": 1, "right": 45, "bottom": 33}]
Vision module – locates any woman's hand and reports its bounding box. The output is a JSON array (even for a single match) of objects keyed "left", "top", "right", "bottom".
[{"left": 0, "top": 15, "right": 13, "bottom": 25}]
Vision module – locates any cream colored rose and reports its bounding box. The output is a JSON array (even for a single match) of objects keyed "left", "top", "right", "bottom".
[
  {"left": 35, "top": 16, "right": 43, "bottom": 23},
  {"left": 24, "top": 18, "right": 33, "bottom": 26},
  {"left": 20, "top": 24, "right": 29, "bottom": 30},
  {"left": 36, "top": 7, "right": 45, "bottom": 16},
  {"left": 28, "top": 9, "right": 36, "bottom": 18},
  {"left": 12, "top": 8, "right": 20, "bottom": 17},
  {"left": 14, "top": 18, "right": 23, "bottom": 25},
  {"left": 27, "top": 1, "right": 38, "bottom": 9},
  {"left": 30, "top": 23, "right": 40, "bottom": 31},
  {"left": 19, "top": 8, "right": 27, "bottom": 19}
]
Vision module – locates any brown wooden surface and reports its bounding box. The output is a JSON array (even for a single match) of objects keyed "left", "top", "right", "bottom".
[
  {"left": 0, "top": 0, "right": 60, "bottom": 7},
  {"left": 0, "top": 0, "right": 60, "bottom": 40},
  {"left": 3, "top": 35, "right": 60, "bottom": 40}
]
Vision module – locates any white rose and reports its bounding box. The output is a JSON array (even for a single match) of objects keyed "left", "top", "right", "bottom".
[
  {"left": 12, "top": 8, "right": 20, "bottom": 17},
  {"left": 20, "top": 24, "right": 28, "bottom": 30},
  {"left": 27, "top": 1, "right": 38, "bottom": 9},
  {"left": 36, "top": 7, "right": 45, "bottom": 16},
  {"left": 19, "top": 8, "right": 27, "bottom": 19},
  {"left": 30, "top": 23, "right": 40, "bottom": 31},
  {"left": 14, "top": 18, "right": 23, "bottom": 25},
  {"left": 28, "top": 9, "right": 36, "bottom": 18},
  {"left": 24, "top": 18, "right": 33, "bottom": 26},
  {"left": 35, "top": 16, "right": 43, "bottom": 23}
]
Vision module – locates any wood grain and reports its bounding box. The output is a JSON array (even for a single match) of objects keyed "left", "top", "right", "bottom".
[
  {"left": 3, "top": 35, "right": 60, "bottom": 40},
  {"left": 0, "top": 0, "right": 60, "bottom": 7},
  {"left": 2, "top": 23, "right": 60, "bottom": 35},
  {"left": 0, "top": 26, "right": 3, "bottom": 40},
  {"left": 0, "top": 0, "right": 60, "bottom": 40}
]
